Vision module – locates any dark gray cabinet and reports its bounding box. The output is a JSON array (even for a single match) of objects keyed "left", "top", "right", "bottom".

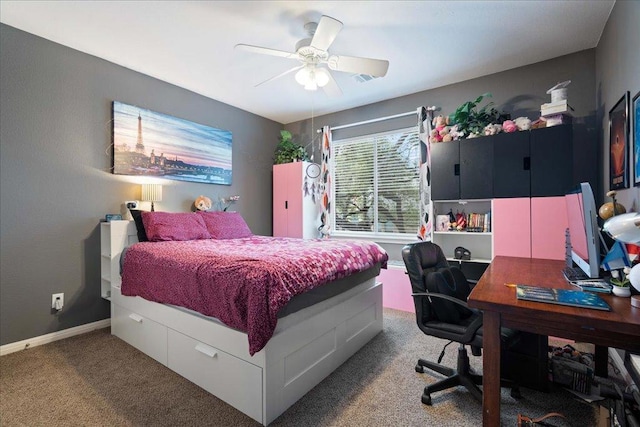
[
  {"left": 432, "top": 125, "right": 581, "bottom": 200},
  {"left": 431, "top": 141, "right": 459, "bottom": 200},
  {"left": 529, "top": 125, "right": 573, "bottom": 197},
  {"left": 431, "top": 138, "right": 493, "bottom": 200},
  {"left": 493, "top": 131, "right": 530, "bottom": 198}
]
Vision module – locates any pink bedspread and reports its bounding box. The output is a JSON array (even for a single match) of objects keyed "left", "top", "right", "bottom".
[{"left": 121, "top": 236, "right": 388, "bottom": 355}]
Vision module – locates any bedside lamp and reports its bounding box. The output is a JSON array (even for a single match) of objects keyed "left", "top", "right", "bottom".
[{"left": 141, "top": 183, "right": 162, "bottom": 212}]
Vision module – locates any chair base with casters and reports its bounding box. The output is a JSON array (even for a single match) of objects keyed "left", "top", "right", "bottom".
[{"left": 415, "top": 342, "right": 522, "bottom": 405}]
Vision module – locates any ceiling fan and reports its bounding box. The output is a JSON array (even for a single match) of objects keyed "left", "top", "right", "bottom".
[{"left": 235, "top": 15, "right": 389, "bottom": 96}]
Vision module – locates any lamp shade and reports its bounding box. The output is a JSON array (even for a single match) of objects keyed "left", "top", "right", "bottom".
[
  {"left": 141, "top": 184, "right": 163, "bottom": 202},
  {"left": 141, "top": 184, "right": 162, "bottom": 211},
  {"left": 602, "top": 212, "right": 640, "bottom": 244}
]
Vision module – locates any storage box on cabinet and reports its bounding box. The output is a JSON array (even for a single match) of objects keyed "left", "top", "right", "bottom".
[{"left": 167, "top": 329, "right": 262, "bottom": 423}]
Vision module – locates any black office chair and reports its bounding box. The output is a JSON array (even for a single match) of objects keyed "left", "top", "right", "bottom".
[{"left": 402, "top": 241, "right": 521, "bottom": 405}]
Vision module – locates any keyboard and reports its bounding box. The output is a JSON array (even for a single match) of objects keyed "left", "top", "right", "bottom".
[{"left": 562, "top": 266, "right": 590, "bottom": 282}]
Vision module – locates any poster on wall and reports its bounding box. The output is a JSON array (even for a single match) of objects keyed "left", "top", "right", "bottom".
[
  {"left": 633, "top": 91, "right": 640, "bottom": 187},
  {"left": 112, "top": 101, "right": 232, "bottom": 185},
  {"left": 608, "top": 92, "right": 629, "bottom": 190}
]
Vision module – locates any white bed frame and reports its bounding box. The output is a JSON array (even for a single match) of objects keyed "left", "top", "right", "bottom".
[{"left": 107, "top": 222, "right": 383, "bottom": 425}]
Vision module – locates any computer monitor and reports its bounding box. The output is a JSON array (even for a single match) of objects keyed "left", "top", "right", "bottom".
[{"left": 565, "top": 182, "right": 601, "bottom": 279}]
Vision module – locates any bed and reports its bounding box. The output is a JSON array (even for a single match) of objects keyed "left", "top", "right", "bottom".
[{"left": 108, "top": 212, "right": 388, "bottom": 425}]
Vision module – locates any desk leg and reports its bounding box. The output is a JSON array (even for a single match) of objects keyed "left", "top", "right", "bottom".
[
  {"left": 595, "top": 345, "right": 608, "bottom": 378},
  {"left": 483, "top": 310, "right": 501, "bottom": 426}
]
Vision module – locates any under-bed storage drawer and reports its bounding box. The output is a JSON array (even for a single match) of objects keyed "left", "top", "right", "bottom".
[
  {"left": 167, "top": 329, "right": 263, "bottom": 423},
  {"left": 111, "top": 303, "right": 168, "bottom": 366}
]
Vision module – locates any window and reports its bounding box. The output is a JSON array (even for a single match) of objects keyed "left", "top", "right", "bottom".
[{"left": 331, "top": 127, "right": 420, "bottom": 239}]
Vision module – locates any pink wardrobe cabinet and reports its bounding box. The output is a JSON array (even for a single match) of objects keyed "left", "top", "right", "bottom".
[
  {"left": 273, "top": 162, "right": 320, "bottom": 238},
  {"left": 493, "top": 197, "right": 568, "bottom": 260}
]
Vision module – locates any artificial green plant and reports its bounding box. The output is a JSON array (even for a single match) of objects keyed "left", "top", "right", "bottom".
[
  {"left": 448, "top": 93, "right": 510, "bottom": 138},
  {"left": 273, "top": 130, "right": 309, "bottom": 164}
]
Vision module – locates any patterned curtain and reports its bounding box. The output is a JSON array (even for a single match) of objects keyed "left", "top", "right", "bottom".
[
  {"left": 318, "top": 126, "right": 332, "bottom": 238},
  {"left": 417, "top": 106, "right": 435, "bottom": 240}
]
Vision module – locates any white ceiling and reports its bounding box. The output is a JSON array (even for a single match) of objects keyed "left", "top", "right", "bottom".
[{"left": 0, "top": 1, "right": 614, "bottom": 124}]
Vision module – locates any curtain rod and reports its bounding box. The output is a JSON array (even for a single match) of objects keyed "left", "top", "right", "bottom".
[{"left": 330, "top": 110, "right": 417, "bottom": 131}]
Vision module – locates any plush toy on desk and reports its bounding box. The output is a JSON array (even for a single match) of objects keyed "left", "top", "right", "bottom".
[{"left": 194, "top": 195, "right": 212, "bottom": 211}]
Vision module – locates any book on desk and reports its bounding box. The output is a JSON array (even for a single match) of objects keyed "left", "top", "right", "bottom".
[{"left": 516, "top": 285, "right": 611, "bottom": 311}]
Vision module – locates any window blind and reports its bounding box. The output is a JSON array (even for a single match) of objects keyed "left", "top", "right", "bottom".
[{"left": 332, "top": 127, "right": 420, "bottom": 237}]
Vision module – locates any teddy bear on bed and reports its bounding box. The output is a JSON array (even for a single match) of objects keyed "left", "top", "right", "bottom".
[{"left": 194, "top": 195, "right": 212, "bottom": 212}]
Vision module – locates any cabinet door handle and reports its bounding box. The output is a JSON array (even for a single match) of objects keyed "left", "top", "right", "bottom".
[
  {"left": 285, "top": 201, "right": 288, "bottom": 209},
  {"left": 195, "top": 343, "right": 218, "bottom": 358},
  {"left": 523, "top": 157, "right": 531, "bottom": 171},
  {"left": 128, "top": 313, "right": 143, "bottom": 323},
  {"left": 454, "top": 164, "right": 460, "bottom": 176}
]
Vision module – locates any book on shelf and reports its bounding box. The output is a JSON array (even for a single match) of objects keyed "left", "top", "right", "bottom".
[
  {"left": 515, "top": 284, "right": 611, "bottom": 311},
  {"left": 465, "top": 212, "right": 491, "bottom": 232}
]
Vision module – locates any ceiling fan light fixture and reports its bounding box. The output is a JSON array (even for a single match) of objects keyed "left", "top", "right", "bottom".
[
  {"left": 296, "top": 66, "right": 329, "bottom": 91},
  {"left": 315, "top": 68, "right": 330, "bottom": 87},
  {"left": 295, "top": 67, "right": 312, "bottom": 86}
]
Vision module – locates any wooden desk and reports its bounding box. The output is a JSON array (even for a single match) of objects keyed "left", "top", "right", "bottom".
[{"left": 468, "top": 256, "right": 640, "bottom": 426}]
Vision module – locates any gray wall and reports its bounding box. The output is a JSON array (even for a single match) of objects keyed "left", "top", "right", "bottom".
[
  {"left": 0, "top": 24, "right": 283, "bottom": 345},
  {"left": 2, "top": 1, "right": 638, "bottom": 346},
  {"left": 595, "top": 0, "right": 640, "bottom": 212},
  {"left": 286, "top": 49, "right": 599, "bottom": 261}
]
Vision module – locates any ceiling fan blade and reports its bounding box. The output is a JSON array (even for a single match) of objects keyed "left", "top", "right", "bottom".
[
  {"left": 235, "top": 44, "right": 298, "bottom": 60},
  {"left": 328, "top": 55, "right": 389, "bottom": 77},
  {"left": 310, "top": 16, "right": 343, "bottom": 51},
  {"left": 255, "top": 65, "right": 304, "bottom": 87},
  {"left": 322, "top": 71, "right": 342, "bottom": 98}
]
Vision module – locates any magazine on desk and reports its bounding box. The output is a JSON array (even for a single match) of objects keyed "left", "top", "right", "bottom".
[{"left": 516, "top": 285, "right": 611, "bottom": 311}]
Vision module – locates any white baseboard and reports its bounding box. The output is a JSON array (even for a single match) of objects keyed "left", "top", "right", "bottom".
[{"left": 0, "top": 319, "right": 111, "bottom": 356}]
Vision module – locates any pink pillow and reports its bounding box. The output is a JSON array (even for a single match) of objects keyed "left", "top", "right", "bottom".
[
  {"left": 197, "top": 211, "right": 253, "bottom": 239},
  {"left": 141, "top": 212, "right": 211, "bottom": 242}
]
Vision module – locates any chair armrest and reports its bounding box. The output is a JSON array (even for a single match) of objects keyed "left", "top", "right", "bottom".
[{"left": 411, "top": 292, "right": 472, "bottom": 310}]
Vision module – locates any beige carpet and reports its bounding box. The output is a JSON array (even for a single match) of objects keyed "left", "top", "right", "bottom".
[{"left": 1, "top": 309, "right": 602, "bottom": 426}]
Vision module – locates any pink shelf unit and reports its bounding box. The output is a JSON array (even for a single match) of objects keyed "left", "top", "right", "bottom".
[{"left": 379, "top": 263, "right": 415, "bottom": 313}]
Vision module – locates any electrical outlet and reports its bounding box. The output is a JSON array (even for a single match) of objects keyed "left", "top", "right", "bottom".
[{"left": 52, "top": 293, "right": 64, "bottom": 310}]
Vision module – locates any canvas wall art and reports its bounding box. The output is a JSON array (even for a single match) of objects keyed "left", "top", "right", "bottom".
[
  {"left": 608, "top": 92, "right": 629, "bottom": 190},
  {"left": 112, "top": 101, "right": 232, "bottom": 185},
  {"left": 633, "top": 90, "right": 640, "bottom": 187}
]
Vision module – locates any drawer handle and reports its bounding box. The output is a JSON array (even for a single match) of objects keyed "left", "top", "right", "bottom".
[
  {"left": 195, "top": 343, "right": 218, "bottom": 358},
  {"left": 128, "top": 313, "right": 143, "bottom": 323}
]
